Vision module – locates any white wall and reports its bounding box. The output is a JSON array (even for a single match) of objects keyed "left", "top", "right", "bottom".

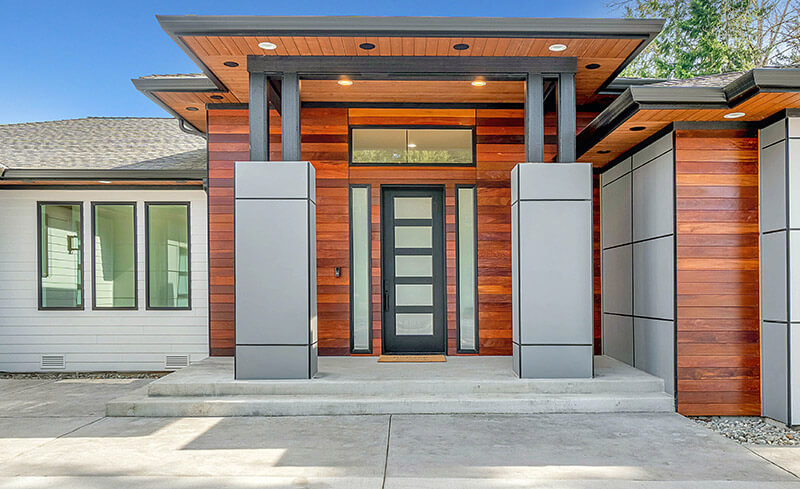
[
  {"left": 0, "top": 188, "right": 208, "bottom": 372},
  {"left": 601, "top": 133, "right": 675, "bottom": 394}
]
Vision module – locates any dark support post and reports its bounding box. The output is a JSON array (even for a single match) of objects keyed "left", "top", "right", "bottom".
[
  {"left": 281, "top": 72, "right": 301, "bottom": 161},
  {"left": 525, "top": 73, "right": 544, "bottom": 162},
  {"left": 558, "top": 72, "right": 577, "bottom": 162},
  {"left": 248, "top": 72, "right": 269, "bottom": 161}
]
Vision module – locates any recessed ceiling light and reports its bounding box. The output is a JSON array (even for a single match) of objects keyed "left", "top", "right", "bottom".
[
  {"left": 258, "top": 41, "right": 277, "bottom": 50},
  {"left": 724, "top": 112, "right": 746, "bottom": 119},
  {"left": 629, "top": 126, "right": 646, "bottom": 131},
  {"left": 585, "top": 63, "right": 601, "bottom": 70},
  {"left": 453, "top": 43, "right": 470, "bottom": 51},
  {"left": 548, "top": 43, "right": 568, "bottom": 52},
  {"left": 359, "top": 42, "right": 376, "bottom": 50},
  {"left": 471, "top": 79, "right": 487, "bottom": 87},
  {"left": 337, "top": 79, "right": 353, "bottom": 86},
  {"left": 98, "top": 180, "right": 112, "bottom": 184},
  {"left": 407, "top": 143, "right": 417, "bottom": 148},
  {"left": 185, "top": 107, "right": 199, "bottom": 111},
  {"left": 223, "top": 61, "right": 239, "bottom": 67},
  {"left": 598, "top": 150, "right": 611, "bottom": 154},
  {"left": 210, "top": 95, "right": 224, "bottom": 100}
]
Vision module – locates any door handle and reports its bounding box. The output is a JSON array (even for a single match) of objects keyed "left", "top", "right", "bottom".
[{"left": 383, "top": 281, "right": 389, "bottom": 311}]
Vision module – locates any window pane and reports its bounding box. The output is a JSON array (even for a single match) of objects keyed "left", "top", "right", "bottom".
[
  {"left": 350, "top": 186, "right": 371, "bottom": 351},
  {"left": 457, "top": 187, "right": 477, "bottom": 351},
  {"left": 351, "top": 128, "right": 473, "bottom": 165},
  {"left": 394, "top": 197, "right": 432, "bottom": 219},
  {"left": 39, "top": 204, "right": 82, "bottom": 308},
  {"left": 395, "top": 226, "right": 432, "bottom": 248},
  {"left": 395, "top": 255, "right": 432, "bottom": 277},
  {"left": 407, "top": 129, "right": 473, "bottom": 164},
  {"left": 351, "top": 128, "right": 406, "bottom": 164},
  {"left": 94, "top": 204, "right": 136, "bottom": 308},
  {"left": 147, "top": 204, "right": 189, "bottom": 308},
  {"left": 395, "top": 284, "right": 433, "bottom": 306},
  {"left": 396, "top": 313, "right": 434, "bottom": 335}
]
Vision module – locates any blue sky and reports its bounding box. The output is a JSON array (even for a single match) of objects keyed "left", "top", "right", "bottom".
[{"left": 0, "top": 0, "right": 618, "bottom": 124}]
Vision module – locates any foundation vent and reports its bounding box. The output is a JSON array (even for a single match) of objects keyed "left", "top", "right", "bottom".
[
  {"left": 41, "top": 354, "right": 66, "bottom": 369},
  {"left": 165, "top": 355, "right": 190, "bottom": 370}
]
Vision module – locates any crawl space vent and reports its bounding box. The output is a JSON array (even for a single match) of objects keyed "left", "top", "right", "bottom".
[
  {"left": 41, "top": 354, "right": 66, "bottom": 369},
  {"left": 165, "top": 355, "right": 190, "bottom": 370}
]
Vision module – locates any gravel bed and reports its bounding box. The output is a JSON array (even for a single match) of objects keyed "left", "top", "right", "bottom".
[
  {"left": 0, "top": 371, "right": 168, "bottom": 380},
  {"left": 693, "top": 416, "right": 800, "bottom": 446}
]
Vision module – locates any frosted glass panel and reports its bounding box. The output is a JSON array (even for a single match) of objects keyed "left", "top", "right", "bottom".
[
  {"left": 394, "top": 197, "right": 432, "bottom": 219},
  {"left": 39, "top": 204, "right": 83, "bottom": 308},
  {"left": 396, "top": 284, "right": 433, "bottom": 306},
  {"left": 350, "top": 186, "right": 371, "bottom": 351},
  {"left": 94, "top": 204, "right": 136, "bottom": 308},
  {"left": 395, "top": 255, "right": 432, "bottom": 277},
  {"left": 395, "top": 226, "right": 432, "bottom": 248},
  {"left": 396, "top": 313, "right": 434, "bottom": 335},
  {"left": 457, "top": 187, "right": 477, "bottom": 351}
]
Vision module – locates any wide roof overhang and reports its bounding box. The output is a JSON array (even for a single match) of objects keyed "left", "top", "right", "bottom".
[{"left": 578, "top": 68, "right": 800, "bottom": 168}]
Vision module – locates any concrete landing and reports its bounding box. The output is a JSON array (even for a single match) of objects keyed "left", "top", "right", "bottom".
[{"left": 107, "top": 356, "right": 675, "bottom": 416}]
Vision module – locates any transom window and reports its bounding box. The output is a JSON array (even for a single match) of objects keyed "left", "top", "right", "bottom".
[{"left": 350, "top": 127, "right": 474, "bottom": 165}]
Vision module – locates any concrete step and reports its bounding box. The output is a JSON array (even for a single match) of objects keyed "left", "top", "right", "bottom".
[
  {"left": 147, "top": 376, "right": 666, "bottom": 397},
  {"left": 107, "top": 391, "right": 675, "bottom": 417}
]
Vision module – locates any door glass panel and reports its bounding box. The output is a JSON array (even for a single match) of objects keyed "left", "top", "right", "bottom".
[
  {"left": 394, "top": 197, "right": 432, "bottom": 219},
  {"left": 395, "top": 313, "right": 434, "bottom": 335},
  {"left": 395, "top": 226, "right": 431, "bottom": 248},
  {"left": 396, "top": 284, "right": 432, "bottom": 306},
  {"left": 395, "top": 255, "right": 432, "bottom": 277}
]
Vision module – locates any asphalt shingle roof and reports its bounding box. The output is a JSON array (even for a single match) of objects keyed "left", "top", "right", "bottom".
[
  {"left": 646, "top": 72, "right": 746, "bottom": 88},
  {"left": 0, "top": 117, "right": 206, "bottom": 171}
]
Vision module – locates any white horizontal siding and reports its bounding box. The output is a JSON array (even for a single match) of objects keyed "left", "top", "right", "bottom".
[{"left": 0, "top": 189, "right": 209, "bottom": 372}]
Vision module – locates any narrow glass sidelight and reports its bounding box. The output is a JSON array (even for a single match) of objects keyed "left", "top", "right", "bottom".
[
  {"left": 93, "top": 203, "right": 136, "bottom": 309},
  {"left": 350, "top": 185, "right": 372, "bottom": 352},
  {"left": 457, "top": 186, "right": 478, "bottom": 352},
  {"left": 38, "top": 203, "right": 83, "bottom": 309},
  {"left": 146, "top": 203, "right": 190, "bottom": 309}
]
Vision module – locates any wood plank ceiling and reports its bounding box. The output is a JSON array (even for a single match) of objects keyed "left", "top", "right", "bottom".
[
  {"left": 580, "top": 91, "right": 800, "bottom": 168},
  {"left": 153, "top": 35, "right": 644, "bottom": 131}
]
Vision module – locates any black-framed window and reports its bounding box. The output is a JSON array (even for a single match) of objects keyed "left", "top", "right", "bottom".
[
  {"left": 456, "top": 185, "right": 478, "bottom": 353},
  {"left": 350, "top": 126, "right": 475, "bottom": 166},
  {"left": 37, "top": 202, "right": 84, "bottom": 310},
  {"left": 92, "top": 203, "right": 137, "bottom": 310},
  {"left": 349, "top": 185, "right": 372, "bottom": 353},
  {"left": 145, "top": 203, "right": 191, "bottom": 310}
]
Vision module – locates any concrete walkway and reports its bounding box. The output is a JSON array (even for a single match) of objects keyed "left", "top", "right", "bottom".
[{"left": 3, "top": 378, "right": 800, "bottom": 488}]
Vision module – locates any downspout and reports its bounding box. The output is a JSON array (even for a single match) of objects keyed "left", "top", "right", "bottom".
[{"left": 178, "top": 118, "right": 207, "bottom": 139}]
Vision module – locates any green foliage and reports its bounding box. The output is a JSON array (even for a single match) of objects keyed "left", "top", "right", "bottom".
[{"left": 613, "top": 0, "right": 800, "bottom": 78}]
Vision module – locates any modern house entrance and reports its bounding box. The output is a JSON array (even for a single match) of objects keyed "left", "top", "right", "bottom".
[{"left": 381, "top": 187, "right": 446, "bottom": 354}]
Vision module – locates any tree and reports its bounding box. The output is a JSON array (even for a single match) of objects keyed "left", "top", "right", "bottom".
[{"left": 613, "top": 0, "right": 800, "bottom": 78}]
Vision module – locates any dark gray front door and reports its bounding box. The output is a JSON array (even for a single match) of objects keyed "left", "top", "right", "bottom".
[{"left": 381, "top": 187, "right": 446, "bottom": 354}]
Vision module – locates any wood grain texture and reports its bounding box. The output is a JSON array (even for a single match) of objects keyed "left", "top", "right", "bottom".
[{"left": 674, "top": 128, "right": 760, "bottom": 416}]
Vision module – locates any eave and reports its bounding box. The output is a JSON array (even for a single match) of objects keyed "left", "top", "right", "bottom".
[{"left": 0, "top": 169, "right": 206, "bottom": 181}]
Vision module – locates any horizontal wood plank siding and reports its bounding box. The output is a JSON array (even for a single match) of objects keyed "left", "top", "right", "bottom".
[{"left": 674, "top": 128, "right": 760, "bottom": 416}]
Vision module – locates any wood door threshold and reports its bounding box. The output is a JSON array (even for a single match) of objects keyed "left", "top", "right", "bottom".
[{"left": 378, "top": 355, "right": 446, "bottom": 363}]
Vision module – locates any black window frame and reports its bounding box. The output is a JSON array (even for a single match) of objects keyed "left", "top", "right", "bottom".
[
  {"left": 348, "top": 125, "right": 477, "bottom": 167},
  {"left": 91, "top": 202, "right": 138, "bottom": 311},
  {"left": 37, "top": 201, "right": 85, "bottom": 311},
  {"left": 455, "top": 184, "right": 479, "bottom": 354},
  {"left": 144, "top": 202, "right": 192, "bottom": 311},
  {"left": 349, "top": 184, "right": 373, "bottom": 354}
]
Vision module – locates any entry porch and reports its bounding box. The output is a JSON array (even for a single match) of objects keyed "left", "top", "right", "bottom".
[{"left": 106, "top": 355, "right": 673, "bottom": 416}]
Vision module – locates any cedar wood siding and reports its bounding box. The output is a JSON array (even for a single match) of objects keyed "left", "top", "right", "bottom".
[
  {"left": 674, "top": 128, "right": 761, "bottom": 416},
  {"left": 206, "top": 106, "right": 600, "bottom": 356}
]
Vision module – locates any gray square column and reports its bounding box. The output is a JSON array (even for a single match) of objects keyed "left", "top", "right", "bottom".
[
  {"left": 234, "top": 161, "right": 318, "bottom": 379},
  {"left": 511, "top": 162, "right": 593, "bottom": 378}
]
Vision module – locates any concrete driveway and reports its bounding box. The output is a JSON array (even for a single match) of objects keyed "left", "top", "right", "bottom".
[{"left": 2, "top": 378, "right": 800, "bottom": 488}]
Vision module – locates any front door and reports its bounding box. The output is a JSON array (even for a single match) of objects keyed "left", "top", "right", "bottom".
[{"left": 381, "top": 187, "right": 446, "bottom": 354}]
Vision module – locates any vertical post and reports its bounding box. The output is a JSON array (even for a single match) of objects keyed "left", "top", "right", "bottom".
[
  {"left": 282, "top": 72, "right": 302, "bottom": 161},
  {"left": 558, "top": 72, "right": 577, "bottom": 162},
  {"left": 248, "top": 71, "right": 269, "bottom": 161},
  {"left": 525, "top": 72, "right": 544, "bottom": 162}
]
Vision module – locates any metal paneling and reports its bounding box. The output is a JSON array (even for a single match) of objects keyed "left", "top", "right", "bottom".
[
  {"left": 519, "top": 200, "right": 593, "bottom": 344},
  {"left": 601, "top": 173, "right": 632, "bottom": 249},
  {"left": 601, "top": 157, "right": 631, "bottom": 185},
  {"left": 761, "top": 119, "right": 787, "bottom": 149},
  {"left": 632, "top": 134, "right": 672, "bottom": 169},
  {"left": 633, "top": 317, "right": 675, "bottom": 394},
  {"left": 761, "top": 141, "right": 787, "bottom": 233},
  {"left": 602, "top": 245, "right": 632, "bottom": 315},
  {"left": 234, "top": 161, "right": 310, "bottom": 199},
  {"left": 236, "top": 345, "right": 310, "bottom": 380},
  {"left": 602, "top": 313, "right": 633, "bottom": 366},
  {"left": 761, "top": 321, "right": 789, "bottom": 424},
  {"left": 517, "top": 163, "right": 592, "bottom": 201},
  {"left": 633, "top": 236, "right": 675, "bottom": 320},
  {"left": 632, "top": 151, "right": 674, "bottom": 241},
  {"left": 511, "top": 201, "right": 519, "bottom": 345},
  {"left": 762, "top": 231, "right": 788, "bottom": 322},
  {"left": 519, "top": 345, "right": 594, "bottom": 378}
]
